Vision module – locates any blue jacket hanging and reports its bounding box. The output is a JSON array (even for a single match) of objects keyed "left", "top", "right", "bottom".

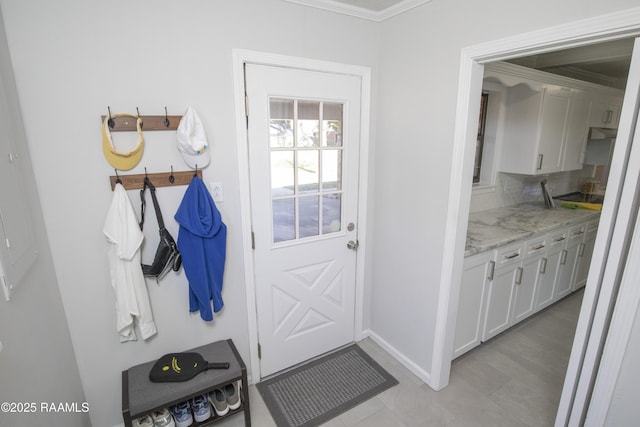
[{"left": 174, "top": 177, "right": 227, "bottom": 321}]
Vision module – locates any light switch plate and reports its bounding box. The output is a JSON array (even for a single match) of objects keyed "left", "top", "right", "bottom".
[{"left": 210, "top": 182, "right": 224, "bottom": 203}]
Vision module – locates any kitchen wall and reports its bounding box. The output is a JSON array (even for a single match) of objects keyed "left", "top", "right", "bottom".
[
  {"left": 0, "top": 1, "right": 379, "bottom": 426},
  {"left": 469, "top": 168, "right": 594, "bottom": 213}
]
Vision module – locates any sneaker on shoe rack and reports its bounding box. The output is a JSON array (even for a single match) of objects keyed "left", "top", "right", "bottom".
[
  {"left": 134, "top": 415, "right": 154, "bottom": 427},
  {"left": 169, "top": 401, "right": 193, "bottom": 427},
  {"left": 224, "top": 381, "right": 241, "bottom": 411},
  {"left": 151, "top": 408, "right": 175, "bottom": 427},
  {"left": 208, "top": 388, "right": 229, "bottom": 417},
  {"left": 190, "top": 394, "right": 211, "bottom": 422}
]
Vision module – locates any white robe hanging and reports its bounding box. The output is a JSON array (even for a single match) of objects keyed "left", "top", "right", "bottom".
[{"left": 103, "top": 183, "right": 157, "bottom": 342}]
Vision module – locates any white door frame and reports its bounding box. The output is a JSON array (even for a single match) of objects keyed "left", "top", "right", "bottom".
[
  {"left": 432, "top": 4, "right": 640, "bottom": 422},
  {"left": 232, "top": 49, "right": 371, "bottom": 382}
]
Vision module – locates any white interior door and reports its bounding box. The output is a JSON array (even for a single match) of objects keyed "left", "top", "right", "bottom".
[{"left": 245, "top": 64, "right": 362, "bottom": 377}]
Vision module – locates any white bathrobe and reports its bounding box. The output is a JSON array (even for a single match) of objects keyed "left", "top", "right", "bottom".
[{"left": 103, "top": 183, "right": 157, "bottom": 342}]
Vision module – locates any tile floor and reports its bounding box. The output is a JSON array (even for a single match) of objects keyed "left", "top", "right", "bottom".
[{"left": 216, "top": 289, "right": 584, "bottom": 427}]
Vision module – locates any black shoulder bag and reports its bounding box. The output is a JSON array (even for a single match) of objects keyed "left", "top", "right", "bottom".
[{"left": 139, "top": 176, "right": 182, "bottom": 281}]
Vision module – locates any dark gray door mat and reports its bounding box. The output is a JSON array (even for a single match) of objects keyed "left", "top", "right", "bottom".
[{"left": 256, "top": 343, "right": 398, "bottom": 427}]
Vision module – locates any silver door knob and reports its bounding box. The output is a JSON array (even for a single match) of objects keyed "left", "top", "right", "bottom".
[{"left": 347, "top": 240, "right": 359, "bottom": 250}]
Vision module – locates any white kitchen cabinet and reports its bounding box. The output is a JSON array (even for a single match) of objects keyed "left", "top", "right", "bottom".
[
  {"left": 572, "top": 220, "right": 599, "bottom": 291},
  {"left": 452, "top": 251, "right": 495, "bottom": 359},
  {"left": 590, "top": 94, "right": 623, "bottom": 129},
  {"left": 512, "top": 236, "right": 546, "bottom": 324},
  {"left": 555, "top": 224, "right": 585, "bottom": 300},
  {"left": 535, "top": 230, "right": 567, "bottom": 311},
  {"left": 561, "top": 90, "right": 593, "bottom": 171},
  {"left": 500, "top": 85, "right": 571, "bottom": 175},
  {"left": 482, "top": 242, "right": 522, "bottom": 341}
]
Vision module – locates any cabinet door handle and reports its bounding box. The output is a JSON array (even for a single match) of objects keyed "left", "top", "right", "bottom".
[
  {"left": 515, "top": 267, "right": 523, "bottom": 285},
  {"left": 487, "top": 261, "right": 496, "bottom": 281},
  {"left": 537, "top": 154, "right": 544, "bottom": 170},
  {"left": 540, "top": 257, "right": 548, "bottom": 274},
  {"left": 560, "top": 249, "right": 568, "bottom": 265},
  {"left": 505, "top": 252, "right": 520, "bottom": 260},
  {"left": 578, "top": 243, "right": 585, "bottom": 257},
  {"left": 605, "top": 109, "right": 613, "bottom": 124},
  {"left": 554, "top": 236, "right": 566, "bottom": 242},
  {"left": 532, "top": 244, "right": 545, "bottom": 251}
]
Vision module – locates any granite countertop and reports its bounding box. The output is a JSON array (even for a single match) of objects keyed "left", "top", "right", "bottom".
[{"left": 465, "top": 203, "right": 600, "bottom": 257}]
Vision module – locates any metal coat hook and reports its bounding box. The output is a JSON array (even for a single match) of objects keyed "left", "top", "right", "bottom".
[
  {"left": 114, "top": 169, "right": 122, "bottom": 184},
  {"left": 136, "top": 107, "right": 143, "bottom": 127},
  {"left": 169, "top": 166, "right": 175, "bottom": 183},
  {"left": 193, "top": 164, "right": 198, "bottom": 177},
  {"left": 145, "top": 167, "right": 148, "bottom": 178},
  {"left": 164, "top": 107, "right": 170, "bottom": 128},
  {"left": 107, "top": 106, "right": 115, "bottom": 129}
]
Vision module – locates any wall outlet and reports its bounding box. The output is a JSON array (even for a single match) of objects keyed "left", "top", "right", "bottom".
[{"left": 210, "top": 182, "right": 224, "bottom": 203}]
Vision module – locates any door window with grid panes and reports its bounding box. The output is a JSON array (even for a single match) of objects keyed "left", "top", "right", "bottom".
[{"left": 269, "top": 98, "right": 344, "bottom": 244}]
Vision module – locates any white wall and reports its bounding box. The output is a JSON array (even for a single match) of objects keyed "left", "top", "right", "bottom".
[
  {"left": 0, "top": 1, "right": 379, "bottom": 426},
  {"left": 372, "top": 0, "right": 640, "bottom": 382},
  {"left": 0, "top": 8, "right": 87, "bottom": 427}
]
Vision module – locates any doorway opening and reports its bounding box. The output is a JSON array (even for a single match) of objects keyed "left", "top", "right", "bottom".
[{"left": 433, "top": 9, "right": 640, "bottom": 426}]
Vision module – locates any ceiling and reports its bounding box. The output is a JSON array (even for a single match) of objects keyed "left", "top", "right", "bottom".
[
  {"left": 281, "top": 0, "right": 430, "bottom": 21},
  {"left": 506, "top": 38, "right": 633, "bottom": 90}
]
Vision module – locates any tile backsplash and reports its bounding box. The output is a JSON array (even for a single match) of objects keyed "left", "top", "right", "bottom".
[{"left": 470, "top": 167, "right": 594, "bottom": 213}]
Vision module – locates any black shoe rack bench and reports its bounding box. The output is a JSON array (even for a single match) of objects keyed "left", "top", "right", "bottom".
[{"left": 122, "top": 339, "right": 251, "bottom": 426}]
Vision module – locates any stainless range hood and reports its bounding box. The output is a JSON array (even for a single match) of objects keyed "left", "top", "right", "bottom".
[
  {"left": 585, "top": 127, "right": 616, "bottom": 166},
  {"left": 589, "top": 127, "right": 617, "bottom": 139}
]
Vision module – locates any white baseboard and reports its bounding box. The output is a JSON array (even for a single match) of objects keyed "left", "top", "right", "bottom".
[{"left": 361, "top": 329, "right": 433, "bottom": 387}]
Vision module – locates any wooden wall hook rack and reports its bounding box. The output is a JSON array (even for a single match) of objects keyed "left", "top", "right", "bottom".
[
  {"left": 101, "top": 115, "right": 182, "bottom": 132},
  {"left": 110, "top": 170, "right": 202, "bottom": 191}
]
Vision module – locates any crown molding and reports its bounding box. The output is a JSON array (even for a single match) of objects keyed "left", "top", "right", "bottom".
[{"left": 281, "top": 0, "right": 431, "bottom": 22}]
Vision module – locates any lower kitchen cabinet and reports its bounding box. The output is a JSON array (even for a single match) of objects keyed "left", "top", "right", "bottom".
[
  {"left": 482, "top": 242, "right": 522, "bottom": 341},
  {"left": 572, "top": 219, "right": 599, "bottom": 291},
  {"left": 455, "top": 218, "right": 600, "bottom": 360},
  {"left": 452, "top": 251, "right": 495, "bottom": 359},
  {"left": 535, "top": 229, "right": 567, "bottom": 310},
  {"left": 512, "top": 236, "right": 546, "bottom": 324}
]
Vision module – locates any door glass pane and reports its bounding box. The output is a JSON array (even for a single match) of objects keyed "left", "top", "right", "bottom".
[
  {"left": 297, "top": 150, "right": 319, "bottom": 193},
  {"left": 322, "top": 150, "right": 341, "bottom": 191},
  {"left": 297, "top": 101, "right": 320, "bottom": 147},
  {"left": 322, "top": 194, "right": 341, "bottom": 234},
  {"left": 299, "top": 196, "right": 319, "bottom": 238},
  {"left": 271, "top": 151, "right": 295, "bottom": 197},
  {"left": 273, "top": 198, "right": 295, "bottom": 243},
  {"left": 270, "top": 99, "right": 294, "bottom": 148},
  {"left": 323, "top": 103, "right": 343, "bottom": 147}
]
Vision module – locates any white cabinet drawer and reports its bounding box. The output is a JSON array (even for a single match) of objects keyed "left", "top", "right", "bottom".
[
  {"left": 568, "top": 223, "right": 587, "bottom": 242},
  {"left": 524, "top": 235, "right": 547, "bottom": 257},
  {"left": 547, "top": 230, "right": 568, "bottom": 249},
  {"left": 495, "top": 242, "right": 523, "bottom": 269}
]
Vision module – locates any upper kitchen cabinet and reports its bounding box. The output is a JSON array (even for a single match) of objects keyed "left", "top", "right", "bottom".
[
  {"left": 590, "top": 94, "right": 623, "bottom": 129},
  {"left": 483, "top": 62, "right": 623, "bottom": 176},
  {"left": 500, "top": 83, "right": 571, "bottom": 175}
]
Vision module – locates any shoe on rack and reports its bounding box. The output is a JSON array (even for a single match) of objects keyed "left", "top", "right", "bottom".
[
  {"left": 208, "top": 388, "right": 229, "bottom": 417},
  {"left": 169, "top": 401, "right": 193, "bottom": 427},
  {"left": 134, "top": 415, "right": 154, "bottom": 427},
  {"left": 224, "top": 381, "right": 241, "bottom": 411},
  {"left": 151, "top": 408, "right": 175, "bottom": 427},
  {"left": 190, "top": 394, "right": 211, "bottom": 422}
]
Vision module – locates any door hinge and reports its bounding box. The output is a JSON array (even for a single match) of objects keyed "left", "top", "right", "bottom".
[
  {"left": 244, "top": 94, "right": 249, "bottom": 118},
  {"left": 258, "top": 343, "right": 261, "bottom": 359},
  {"left": 251, "top": 231, "right": 255, "bottom": 250}
]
